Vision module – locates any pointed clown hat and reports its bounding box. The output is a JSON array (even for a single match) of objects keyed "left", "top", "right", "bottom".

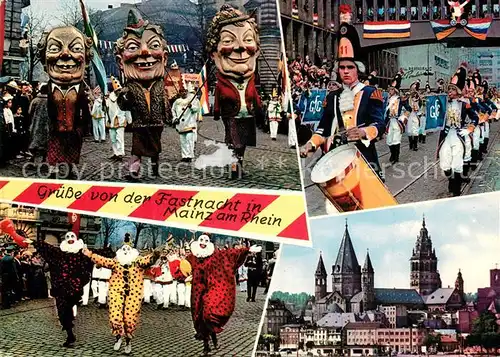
[
  {"left": 111, "top": 76, "right": 122, "bottom": 91},
  {"left": 166, "top": 233, "right": 175, "bottom": 246},
  {"left": 448, "top": 64, "right": 467, "bottom": 94},
  {"left": 336, "top": 23, "right": 366, "bottom": 73},
  {"left": 124, "top": 8, "right": 148, "bottom": 37},
  {"left": 123, "top": 232, "right": 133, "bottom": 246}
]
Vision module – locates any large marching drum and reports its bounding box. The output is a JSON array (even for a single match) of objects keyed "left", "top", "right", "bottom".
[{"left": 310, "top": 144, "right": 398, "bottom": 212}]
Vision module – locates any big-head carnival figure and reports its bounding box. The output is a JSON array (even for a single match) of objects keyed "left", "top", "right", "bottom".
[
  {"left": 206, "top": 4, "right": 264, "bottom": 179},
  {"left": 114, "top": 9, "right": 171, "bottom": 181},
  {"left": 38, "top": 26, "right": 93, "bottom": 179}
]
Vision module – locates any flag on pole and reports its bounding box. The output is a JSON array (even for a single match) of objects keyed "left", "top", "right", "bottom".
[
  {"left": 199, "top": 64, "right": 210, "bottom": 119},
  {"left": 79, "top": 0, "right": 108, "bottom": 94},
  {"left": 277, "top": 50, "right": 289, "bottom": 109},
  {"left": 0, "top": 0, "right": 6, "bottom": 71}
]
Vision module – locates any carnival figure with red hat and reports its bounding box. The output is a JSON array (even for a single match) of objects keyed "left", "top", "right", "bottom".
[
  {"left": 186, "top": 233, "right": 262, "bottom": 355},
  {"left": 207, "top": 4, "right": 264, "bottom": 179},
  {"left": 385, "top": 71, "right": 410, "bottom": 164},
  {"left": 437, "top": 63, "right": 478, "bottom": 196},
  {"left": 114, "top": 9, "right": 171, "bottom": 181},
  {"left": 300, "top": 22, "right": 386, "bottom": 179}
]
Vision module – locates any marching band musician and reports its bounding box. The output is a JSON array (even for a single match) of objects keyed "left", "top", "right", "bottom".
[
  {"left": 407, "top": 84, "right": 422, "bottom": 152},
  {"left": 437, "top": 64, "right": 479, "bottom": 197},
  {"left": 384, "top": 71, "right": 410, "bottom": 165},
  {"left": 465, "top": 76, "right": 483, "bottom": 170},
  {"left": 480, "top": 80, "right": 498, "bottom": 154},
  {"left": 300, "top": 22, "right": 385, "bottom": 180},
  {"left": 419, "top": 83, "right": 432, "bottom": 144},
  {"left": 471, "top": 70, "right": 492, "bottom": 161}
]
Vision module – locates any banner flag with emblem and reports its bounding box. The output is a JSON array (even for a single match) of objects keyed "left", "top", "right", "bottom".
[
  {"left": 79, "top": 0, "right": 108, "bottom": 94},
  {"left": 199, "top": 64, "right": 210, "bottom": 118}
]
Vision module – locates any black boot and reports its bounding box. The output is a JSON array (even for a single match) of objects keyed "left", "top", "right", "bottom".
[
  {"left": 471, "top": 150, "right": 478, "bottom": 170},
  {"left": 203, "top": 339, "right": 211, "bottom": 355},
  {"left": 462, "top": 164, "right": 471, "bottom": 184},
  {"left": 422, "top": 135, "right": 426, "bottom": 143},
  {"left": 452, "top": 172, "right": 462, "bottom": 196},
  {"left": 444, "top": 170, "right": 453, "bottom": 193},
  {"left": 418, "top": 134, "right": 423, "bottom": 143},
  {"left": 211, "top": 332, "right": 219, "bottom": 350},
  {"left": 483, "top": 138, "right": 489, "bottom": 153},
  {"left": 389, "top": 145, "right": 396, "bottom": 164},
  {"left": 413, "top": 137, "right": 418, "bottom": 151},
  {"left": 409, "top": 137, "right": 413, "bottom": 150},
  {"left": 395, "top": 144, "right": 401, "bottom": 163},
  {"left": 62, "top": 329, "right": 76, "bottom": 347},
  {"left": 478, "top": 145, "right": 484, "bottom": 160}
]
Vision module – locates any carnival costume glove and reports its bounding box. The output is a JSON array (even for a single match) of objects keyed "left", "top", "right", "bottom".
[
  {"left": 459, "top": 129, "right": 469, "bottom": 137},
  {"left": 249, "top": 245, "right": 262, "bottom": 253}
]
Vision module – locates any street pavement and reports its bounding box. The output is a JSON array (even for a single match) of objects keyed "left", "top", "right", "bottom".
[
  {"left": 303, "top": 120, "right": 500, "bottom": 217},
  {"left": 0, "top": 118, "right": 302, "bottom": 191},
  {"left": 0, "top": 288, "right": 267, "bottom": 357}
]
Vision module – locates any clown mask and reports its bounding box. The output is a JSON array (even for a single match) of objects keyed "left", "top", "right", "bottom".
[
  {"left": 116, "top": 244, "right": 140, "bottom": 266},
  {"left": 43, "top": 27, "right": 90, "bottom": 87},
  {"left": 212, "top": 22, "right": 260, "bottom": 80},
  {"left": 60, "top": 232, "right": 85, "bottom": 254},
  {"left": 117, "top": 29, "right": 167, "bottom": 85},
  {"left": 191, "top": 234, "right": 215, "bottom": 258}
]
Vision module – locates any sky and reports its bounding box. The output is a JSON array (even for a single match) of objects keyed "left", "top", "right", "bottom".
[
  {"left": 272, "top": 194, "right": 500, "bottom": 296},
  {"left": 25, "top": 0, "right": 143, "bottom": 27}
]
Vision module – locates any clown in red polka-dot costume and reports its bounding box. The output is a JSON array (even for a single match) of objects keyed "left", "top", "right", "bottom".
[{"left": 186, "top": 234, "right": 261, "bottom": 355}]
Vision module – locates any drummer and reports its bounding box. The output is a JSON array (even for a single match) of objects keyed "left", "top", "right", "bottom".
[
  {"left": 300, "top": 22, "right": 385, "bottom": 180},
  {"left": 437, "top": 63, "right": 479, "bottom": 197}
]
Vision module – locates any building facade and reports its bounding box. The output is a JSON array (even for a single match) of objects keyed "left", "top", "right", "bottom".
[
  {"left": 263, "top": 299, "right": 296, "bottom": 336},
  {"left": 279, "top": 324, "right": 302, "bottom": 349},
  {"left": 3, "top": 0, "right": 30, "bottom": 77}
]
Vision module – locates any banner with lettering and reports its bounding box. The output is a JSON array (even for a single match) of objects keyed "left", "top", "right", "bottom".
[
  {"left": 425, "top": 94, "right": 447, "bottom": 131},
  {"left": 298, "top": 89, "right": 327, "bottom": 124}
]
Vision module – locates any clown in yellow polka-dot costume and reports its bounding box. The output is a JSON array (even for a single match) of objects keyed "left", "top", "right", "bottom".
[{"left": 83, "top": 234, "right": 163, "bottom": 355}]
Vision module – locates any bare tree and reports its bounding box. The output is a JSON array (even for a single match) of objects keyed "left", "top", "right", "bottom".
[
  {"left": 57, "top": 0, "right": 105, "bottom": 37},
  {"left": 21, "top": 7, "right": 50, "bottom": 82},
  {"left": 132, "top": 222, "right": 147, "bottom": 248},
  {"left": 101, "top": 218, "right": 122, "bottom": 248}
]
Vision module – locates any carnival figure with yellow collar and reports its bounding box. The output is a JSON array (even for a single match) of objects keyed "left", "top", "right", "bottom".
[
  {"left": 437, "top": 64, "right": 478, "bottom": 196},
  {"left": 83, "top": 233, "right": 164, "bottom": 355}
]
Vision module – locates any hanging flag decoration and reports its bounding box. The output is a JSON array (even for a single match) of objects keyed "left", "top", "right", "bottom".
[
  {"left": 363, "top": 20, "right": 411, "bottom": 39},
  {"left": 67, "top": 212, "right": 81, "bottom": 235},
  {"left": 330, "top": 22, "right": 335, "bottom": 31},
  {"left": 0, "top": 0, "right": 6, "bottom": 71},
  {"left": 98, "top": 40, "right": 189, "bottom": 53},
  {"left": 313, "top": 13, "right": 319, "bottom": 26},
  {"left": 79, "top": 0, "right": 108, "bottom": 94},
  {"left": 199, "top": 64, "right": 210, "bottom": 118},
  {"left": 430, "top": 18, "right": 492, "bottom": 41},
  {"left": 292, "top": 0, "right": 299, "bottom": 19}
]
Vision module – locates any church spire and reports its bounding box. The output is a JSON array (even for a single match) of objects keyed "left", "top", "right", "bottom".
[
  {"left": 363, "top": 249, "right": 374, "bottom": 273},
  {"left": 422, "top": 214, "right": 426, "bottom": 227},
  {"left": 316, "top": 251, "right": 327, "bottom": 277},
  {"left": 333, "top": 221, "right": 361, "bottom": 275}
]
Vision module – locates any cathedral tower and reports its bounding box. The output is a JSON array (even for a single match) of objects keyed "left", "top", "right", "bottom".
[
  {"left": 455, "top": 269, "right": 464, "bottom": 298},
  {"left": 410, "top": 216, "right": 441, "bottom": 296},
  {"left": 332, "top": 220, "right": 362, "bottom": 300},
  {"left": 362, "top": 250, "right": 375, "bottom": 311},
  {"left": 315, "top": 252, "right": 327, "bottom": 301}
]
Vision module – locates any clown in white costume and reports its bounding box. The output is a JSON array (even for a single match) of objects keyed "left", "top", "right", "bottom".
[
  {"left": 91, "top": 94, "right": 106, "bottom": 142},
  {"left": 437, "top": 64, "right": 478, "bottom": 196},
  {"left": 267, "top": 91, "right": 282, "bottom": 140},
  {"left": 106, "top": 77, "right": 132, "bottom": 160},
  {"left": 154, "top": 254, "right": 174, "bottom": 309},
  {"left": 173, "top": 83, "right": 201, "bottom": 162},
  {"left": 406, "top": 88, "right": 421, "bottom": 151},
  {"left": 384, "top": 72, "right": 410, "bottom": 164}
]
